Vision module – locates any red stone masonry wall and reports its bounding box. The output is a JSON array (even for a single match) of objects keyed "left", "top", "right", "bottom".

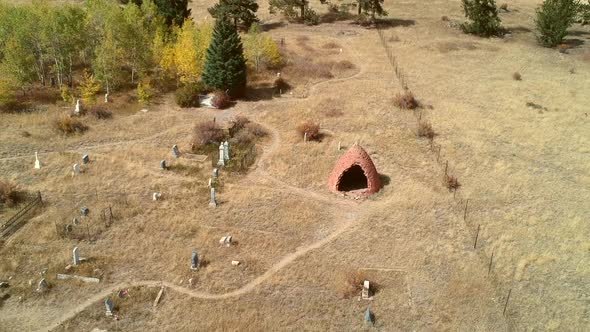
[{"left": 327, "top": 144, "right": 381, "bottom": 196}]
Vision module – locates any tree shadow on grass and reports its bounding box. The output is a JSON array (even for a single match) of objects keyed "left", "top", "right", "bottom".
[
  {"left": 261, "top": 21, "right": 287, "bottom": 32},
  {"left": 375, "top": 18, "right": 416, "bottom": 28}
]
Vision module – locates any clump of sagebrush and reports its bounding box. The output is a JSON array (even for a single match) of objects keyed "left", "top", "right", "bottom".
[
  {"left": 54, "top": 115, "right": 88, "bottom": 135},
  {"left": 192, "top": 121, "right": 225, "bottom": 151},
  {"left": 444, "top": 174, "right": 461, "bottom": 191},
  {"left": 393, "top": 90, "right": 419, "bottom": 110},
  {"left": 0, "top": 180, "right": 22, "bottom": 207},
  {"left": 535, "top": 0, "right": 579, "bottom": 48},
  {"left": 513, "top": 72, "right": 522, "bottom": 81},
  {"left": 461, "top": 0, "right": 503, "bottom": 37},
  {"left": 296, "top": 120, "right": 321, "bottom": 141},
  {"left": 417, "top": 121, "right": 436, "bottom": 139}
]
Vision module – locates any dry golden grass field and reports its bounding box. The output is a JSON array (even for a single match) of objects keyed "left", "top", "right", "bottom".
[{"left": 1, "top": 0, "right": 589, "bottom": 331}]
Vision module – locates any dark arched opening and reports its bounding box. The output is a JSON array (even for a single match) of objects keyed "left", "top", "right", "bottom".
[{"left": 337, "top": 164, "right": 368, "bottom": 192}]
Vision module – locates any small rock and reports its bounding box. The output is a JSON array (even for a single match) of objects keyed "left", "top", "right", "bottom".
[
  {"left": 0, "top": 281, "right": 8, "bottom": 288},
  {"left": 28, "top": 279, "right": 33, "bottom": 286},
  {"left": 140, "top": 109, "right": 148, "bottom": 113},
  {"left": 65, "top": 265, "right": 73, "bottom": 272},
  {"left": 231, "top": 261, "right": 240, "bottom": 266}
]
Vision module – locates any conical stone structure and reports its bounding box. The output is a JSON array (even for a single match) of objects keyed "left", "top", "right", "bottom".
[{"left": 328, "top": 144, "right": 381, "bottom": 196}]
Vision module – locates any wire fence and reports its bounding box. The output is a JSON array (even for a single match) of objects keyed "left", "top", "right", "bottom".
[
  {"left": 374, "top": 24, "right": 517, "bottom": 328},
  {"left": 1, "top": 191, "right": 43, "bottom": 242}
]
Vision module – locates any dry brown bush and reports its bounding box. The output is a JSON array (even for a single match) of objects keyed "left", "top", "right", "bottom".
[
  {"left": 231, "top": 115, "right": 251, "bottom": 133},
  {"left": 89, "top": 106, "right": 113, "bottom": 119},
  {"left": 393, "top": 90, "right": 419, "bottom": 110},
  {"left": 0, "top": 180, "right": 21, "bottom": 207},
  {"left": 417, "top": 121, "right": 436, "bottom": 139},
  {"left": 296, "top": 120, "right": 321, "bottom": 141},
  {"left": 322, "top": 41, "right": 341, "bottom": 49},
  {"left": 513, "top": 72, "right": 522, "bottom": 81},
  {"left": 212, "top": 91, "right": 231, "bottom": 109},
  {"left": 444, "top": 174, "right": 461, "bottom": 191},
  {"left": 339, "top": 269, "right": 367, "bottom": 299},
  {"left": 244, "top": 122, "right": 269, "bottom": 138},
  {"left": 54, "top": 115, "right": 88, "bottom": 135},
  {"left": 193, "top": 122, "right": 225, "bottom": 149},
  {"left": 231, "top": 130, "right": 255, "bottom": 145}
]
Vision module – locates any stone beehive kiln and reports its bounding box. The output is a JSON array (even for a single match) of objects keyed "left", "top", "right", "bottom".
[{"left": 328, "top": 144, "right": 380, "bottom": 196}]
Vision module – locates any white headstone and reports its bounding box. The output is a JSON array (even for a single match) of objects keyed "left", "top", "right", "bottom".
[
  {"left": 223, "top": 141, "right": 229, "bottom": 161},
  {"left": 208, "top": 178, "right": 212, "bottom": 188},
  {"left": 338, "top": 141, "right": 342, "bottom": 151},
  {"left": 74, "top": 99, "right": 81, "bottom": 115},
  {"left": 303, "top": 132, "right": 308, "bottom": 142},
  {"left": 104, "top": 93, "right": 109, "bottom": 103},
  {"left": 73, "top": 163, "right": 80, "bottom": 175},
  {"left": 231, "top": 260, "right": 240, "bottom": 266},
  {"left": 152, "top": 192, "right": 161, "bottom": 201},
  {"left": 213, "top": 168, "right": 219, "bottom": 178},
  {"left": 34, "top": 152, "right": 41, "bottom": 169},
  {"left": 209, "top": 187, "right": 217, "bottom": 207},
  {"left": 217, "top": 144, "right": 225, "bottom": 167},
  {"left": 362, "top": 280, "right": 370, "bottom": 299},
  {"left": 73, "top": 247, "right": 80, "bottom": 266}
]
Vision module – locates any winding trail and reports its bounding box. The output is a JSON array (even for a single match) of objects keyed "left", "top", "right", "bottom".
[{"left": 36, "top": 40, "right": 368, "bottom": 332}]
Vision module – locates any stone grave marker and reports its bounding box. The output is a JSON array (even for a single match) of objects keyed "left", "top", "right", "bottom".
[
  {"left": 217, "top": 143, "right": 225, "bottom": 167},
  {"left": 36, "top": 279, "right": 48, "bottom": 293},
  {"left": 74, "top": 99, "right": 81, "bottom": 116},
  {"left": 152, "top": 192, "right": 162, "bottom": 201},
  {"left": 219, "top": 235, "right": 232, "bottom": 247},
  {"left": 104, "top": 298, "right": 114, "bottom": 316},
  {"left": 362, "top": 280, "right": 371, "bottom": 299},
  {"left": 223, "top": 141, "right": 230, "bottom": 161},
  {"left": 73, "top": 163, "right": 80, "bottom": 176},
  {"left": 365, "top": 306, "right": 374, "bottom": 325},
  {"left": 73, "top": 246, "right": 80, "bottom": 265},
  {"left": 208, "top": 178, "right": 212, "bottom": 188},
  {"left": 209, "top": 187, "right": 217, "bottom": 207},
  {"left": 82, "top": 154, "right": 90, "bottom": 164},
  {"left": 80, "top": 207, "right": 89, "bottom": 216},
  {"left": 213, "top": 168, "right": 219, "bottom": 178},
  {"left": 160, "top": 160, "right": 168, "bottom": 170},
  {"left": 191, "top": 250, "right": 199, "bottom": 270},
  {"left": 231, "top": 260, "right": 240, "bottom": 266},
  {"left": 34, "top": 152, "right": 41, "bottom": 169},
  {"left": 172, "top": 145, "right": 180, "bottom": 158}
]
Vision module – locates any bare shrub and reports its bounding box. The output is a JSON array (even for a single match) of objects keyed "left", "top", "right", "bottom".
[
  {"left": 193, "top": 122, "right": 225, "bottom": 149},
  {"left": 441, "top": 15, "right": 450, "bottom": 21},
  {"left": 322, "top": 41, "right": 340, "bottom": 49},
  {"left": 54, "top": 115, "right": 88, "bottom": 135},
  {"left": 444, "top": 174, "right": 461, "bottom": 191},
  {"left": 339, "top": 269, "right": 367, "bottom": 299},
  {"left": 393, "top": 90, "right": 419, "bottom": 110},
  {"left": 231, "top": 115, "right": 251, "bottom": 133},
  {"left": 0, "top": 180, "right": 21, "bottom": 207},
  {"left": 296, "top": 120, "right": 320, "bottom": 141},
  {"left": 417, "top": 121, "right": 436, "bottom": 139},
  {"left": 231, "top": 130, "right": 255, "bottom": 145},
  {"left": 244, "top": 122, "right": 269, "bottom": 138},
  {"left": 512, "top": 72, "right": 522, "bottom": 81},
  {"left": 212, "top": 91, "right": 231, "bottom": 109},
  {"left": 89, "top": 106, "right": 112, "bottom": 119}
]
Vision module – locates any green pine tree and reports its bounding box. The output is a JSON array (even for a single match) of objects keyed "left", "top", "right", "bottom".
[
  {"left": 208, "top": 0, "right": 259, "bottom": 30},
  {"left": 202, "top": 18, "right": 247, "bottom": 97}
]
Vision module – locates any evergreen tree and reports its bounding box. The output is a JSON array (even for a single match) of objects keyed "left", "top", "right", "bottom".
[
  {"left": 209, "top": 0, "right": 259, "bottom": 29},
  {"left": 202, "top": 18, "right": 247, "bottom": 97},
  {"left": 461, "top": 0, "right": 502, "bottom": 37},
  {"left": 535, "top": 0, "right": 580, "bottom": 47}
]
